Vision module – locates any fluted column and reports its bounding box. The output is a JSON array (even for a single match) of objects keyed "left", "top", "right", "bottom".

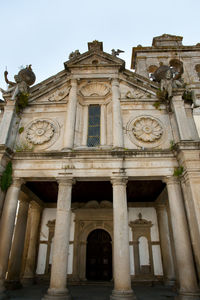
[
  {"left": 165, "top": 177, "right": 199, "bottom": 300},
  {"left": 6, "top": 193, "right": 29, "bottom": 287},
  {"left": 0, "top": 178, "right": 23, "bottom": 299},
  {"left": 156, "top": 205, "right": 175, "bottom": 286},
  {"left": 22, "top": 201, "right": 42, "bottom": 286},
  {"left": 111, "top": 79, "right": 124, "bottom": 148},
  {"left": 42, "top": 178, "right": 74, "bottom": 300},
  {"left": 63, "top": 79, "right": 78, "bottom": 149},
  {"left": 111, "top": 176, "right": 136, "bottom": 300}
]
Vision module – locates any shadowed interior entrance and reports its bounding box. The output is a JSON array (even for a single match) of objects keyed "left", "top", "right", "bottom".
[{"left": 86, "top": 229, "right": 112, "bottom": 281}]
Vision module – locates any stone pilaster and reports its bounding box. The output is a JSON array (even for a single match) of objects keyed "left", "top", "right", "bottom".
[
  {"left": 111, "top": 79, "right": 124, "bottom": 148},
  {"left": 156, "top": 204, "right": 175, "bottom": 286},
  {"left": 110, "top": 176, "right": 136, "bottom": 300},
  {"left": 171, "top": 93, "right": 192, "bottom": 140},
  {"left": 22, "top": 201, "right": 42, "bottom": 286},
  {"left": 6, "top": 193, "right": 29, "bottom": 287},
  {"left": 165, "top": 177, "right": 199, "bottom": 300},
  {"left": 81, "top": 104, "right": 89, "bottom": 147},
  {"left": 63, "top": 79, "right": 78, "bottom": 149},
  {"left": 0, "top": 178, "right": 23, "bottom": 299},
  {"left": 42, "top": 177, "right": 74, "bottom": 300},
  {"left": 0, "top": 101, "right": 16, "bottom": 146},
  {"left": 101, "top": 104, "right": 107, "bottom": 146}
]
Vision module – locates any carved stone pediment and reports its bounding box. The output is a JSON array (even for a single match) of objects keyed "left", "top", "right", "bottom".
[
  {"left": 80, "top": 82, "right": 110, "bottom": 97},
  {"left": 64, "top": 51, "right": 125, "bottom": 70}
]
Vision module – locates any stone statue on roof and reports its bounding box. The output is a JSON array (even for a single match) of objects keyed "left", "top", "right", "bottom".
[{"left": 0, "top": 65, "right": 36, "bottom": 100}]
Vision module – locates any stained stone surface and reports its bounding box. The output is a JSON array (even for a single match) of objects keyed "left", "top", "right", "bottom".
[{"left": 6, "top": 284, "right": 176, "bottom": 300}]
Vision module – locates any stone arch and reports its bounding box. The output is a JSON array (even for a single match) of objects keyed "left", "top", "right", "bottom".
[{"left": 73, "top": 219, "right": 113, "bottom": 281}]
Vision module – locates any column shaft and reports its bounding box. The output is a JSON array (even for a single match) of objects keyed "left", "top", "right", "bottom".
[
  {"left": 63, "top": 79, "right": 78, "bottom": 149},
  {"left": 111, "top": 177, "right": 136, "bottom": 300},
  {"left": 111, "top": 79, "right": 124, "bottom": 148},
  {"left": 0, "top": 179, "right": 22, "bottom": 295},
  {"left": 22, "top": 201, "right": 42, "bottom": 286},
  {"left": 156, "top": 205, "right": 175, "bottom": 285},
  {"left": 166, "top": 177, "right": 199, "bottom": 299},
  {"left": 43, "top": 178, "right": 73, "bottom": 300},
  {"left": 7, "top": 194, "right": 29, "bottom": 284}
]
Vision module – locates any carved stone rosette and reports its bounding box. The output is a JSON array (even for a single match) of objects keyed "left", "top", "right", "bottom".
[
  {"left": 23, "top": 118, "right": 60, "bottom": 150},
  {"left": 127, "top": 115, "right": 164, "bottom": 148},
  {"left": 26, "top": 120, "right": 55, "bottom": 145}
]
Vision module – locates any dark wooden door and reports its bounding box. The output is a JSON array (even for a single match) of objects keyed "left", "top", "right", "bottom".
[{"left": 86, "top": 229, "right": 112, "bottom": 281}]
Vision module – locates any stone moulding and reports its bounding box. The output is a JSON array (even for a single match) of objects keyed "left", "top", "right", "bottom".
[
  {"left": 80, "top": 82, "right": 110, "bottom": 97},
  {"left": 127, "top": 115, "right": 164, "bottom": 148}
]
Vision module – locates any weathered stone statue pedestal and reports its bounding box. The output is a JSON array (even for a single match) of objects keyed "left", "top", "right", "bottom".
[
  {"left": 110, "top": 289, "right": 137, "bottom": 300},
  {"left": 42, "top": 288, "right": 71, "bottom": 300}
]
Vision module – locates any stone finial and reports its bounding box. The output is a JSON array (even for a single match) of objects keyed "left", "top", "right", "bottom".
[
  {"left": 152, "top": 34, "right": 183, "bottom": 47},
  {"left": 88, "top": 40, "right": 103, "bottom": 51}
]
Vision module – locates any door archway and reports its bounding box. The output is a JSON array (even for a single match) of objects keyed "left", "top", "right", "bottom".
[{"left": 86, "top": 229, "right": 112, "bottom": 281}]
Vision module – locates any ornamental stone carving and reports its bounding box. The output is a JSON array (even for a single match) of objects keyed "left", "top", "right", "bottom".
[
  {"left": 132, "top": 117, "right": 163, "bottom": 142},
  {"left": 127, "top": 116, "right": 164, "bottom": 148},
  {"left": 80, "top": 82, "right": 110, "bottom": 97},
  {"left": 26, "top": 120, "right": 55, "bottom": 145}
]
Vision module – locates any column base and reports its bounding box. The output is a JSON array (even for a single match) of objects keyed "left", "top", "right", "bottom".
[
  {"left": 164, "top": 279, "right": 175, "bottom": 287},
  {"left": 21, "top": 277, "right": 34, "bottom": 287},
  {"left": 42, "top": 288, "right": 71, "bottom": 300},
  {"left": 110, "top": 289, "right": 137, "bottom": 300},
  {"left": 175, "top": 291, "right": 200, "bottom": 300}
]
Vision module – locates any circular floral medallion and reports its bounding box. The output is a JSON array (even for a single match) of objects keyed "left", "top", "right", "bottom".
[
  {"left": 132, "top": 117, "right": 163, "bottom": 142},
  {"left": 26, "top": 120, "right": 55, "bottom": 145},
  {"left": 127, "top": 116, "right": 164, "bottom": 148}
]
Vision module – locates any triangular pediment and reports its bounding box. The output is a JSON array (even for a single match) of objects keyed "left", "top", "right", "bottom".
[{"left": 64, "top": 49, "right": 125, "bottom": 70}]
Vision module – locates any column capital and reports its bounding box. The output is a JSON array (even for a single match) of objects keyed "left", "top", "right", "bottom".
[
  {"left": 57, "top": 177, "right": 75, "bottom": 187},
  {"left": 111, "top": 176, "right": 128, "bottom": 186},
  {"left": 111, "top": 78, "right": 119, "bottom": 87},
  {"left": 162, "top": 176, "right": 180, "bottom": 185},
  {"left": 30, "top": 200, "right": 43, "bottom": 211},
  {"left": 156, "top": 204, "right": 167, "bottom": 211},
  {"left": 12, "top": 178, "right": 25, "bottom": 188},
  {"left": 70, "top": 79, "right": 77, "bottom": 86}
]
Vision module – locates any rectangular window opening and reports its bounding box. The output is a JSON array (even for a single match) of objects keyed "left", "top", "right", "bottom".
[{"left": 87, "top": 105, "right": 100, "bottom": 147}]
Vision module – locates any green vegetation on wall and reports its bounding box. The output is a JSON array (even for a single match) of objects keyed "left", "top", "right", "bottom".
[{"left": 0, "top": 161, "right": 13, "bottom": 191}]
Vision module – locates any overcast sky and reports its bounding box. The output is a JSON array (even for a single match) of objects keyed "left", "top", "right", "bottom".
[{"left": 1, "top": 0, "right": 200, "bottom": 93}]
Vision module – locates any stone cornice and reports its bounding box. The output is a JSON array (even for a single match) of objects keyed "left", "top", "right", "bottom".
[{"left": 12, "top": 148, "right": 175, "bottom": 160}]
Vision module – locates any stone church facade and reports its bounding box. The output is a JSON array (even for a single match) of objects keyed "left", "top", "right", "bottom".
[{"left": 0, "top": 34, "right": 200, "bottom": 300}]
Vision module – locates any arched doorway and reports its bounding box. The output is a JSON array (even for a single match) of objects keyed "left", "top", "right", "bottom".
[{"left": 86, "top": 229, "right": 112, "bottom": 281}]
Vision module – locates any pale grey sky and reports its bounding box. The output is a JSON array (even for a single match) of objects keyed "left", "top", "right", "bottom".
[{"left": 1, "top": 0, "right": 200, "bottom": 93}]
